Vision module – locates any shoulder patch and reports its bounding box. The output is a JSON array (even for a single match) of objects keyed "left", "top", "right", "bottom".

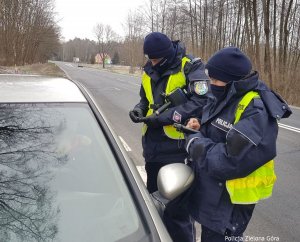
[
  {"left": 194, "top": 81, "right": 208, "bottom": 95},
  {"left": 172, "top": 111, "right": 182, "bottom": 123}
]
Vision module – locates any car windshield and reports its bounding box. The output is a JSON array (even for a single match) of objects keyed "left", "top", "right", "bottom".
[{"left": 0, "top": 103, "right": 147, "bottom": 242}]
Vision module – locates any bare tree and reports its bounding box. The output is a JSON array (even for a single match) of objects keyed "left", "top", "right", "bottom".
[
  {"left": 123, "top": 10, "right": 145, "bottom": 73},
  {"left": 262, "top": 0, "right": 273, "bottom": 88},
  {"left": 93, "top": 23, "right": 117, "bottom": 68},
  {"left": 94, "top": 23, "right": 105, "bottom": 68},
  {"left": 252, "top": 0, "right": 261, "bottom": 72}
]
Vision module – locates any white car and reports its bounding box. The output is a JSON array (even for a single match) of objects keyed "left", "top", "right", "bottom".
[{"left": 0, "top": 74, "right": 172, "bottom": 242}]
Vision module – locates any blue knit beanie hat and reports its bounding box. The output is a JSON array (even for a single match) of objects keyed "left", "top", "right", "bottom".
[
  {"left": 206, "top": 47, "right": 252, "bottom": 82},
  {"left": 143, "top": 32, "right": 175, "bottom": 59}
]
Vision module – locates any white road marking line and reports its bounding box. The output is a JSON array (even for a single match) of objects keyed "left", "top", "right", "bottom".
[
  {"left": 136, "top": 165, "right": 147, "bottom": 184},
  {"left": 118, "top": 136, "right": 146, "bottom": 184},
  {"left": 118, "top": 136, "right": 132, "bottom": 151},
  {"left": 278, "top": 123, "right": 300, "bottom": 133}
]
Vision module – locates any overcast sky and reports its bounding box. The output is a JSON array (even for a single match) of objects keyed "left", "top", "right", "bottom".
[{"left": 55, "top": 0, "right": 143, "bottom": 41}]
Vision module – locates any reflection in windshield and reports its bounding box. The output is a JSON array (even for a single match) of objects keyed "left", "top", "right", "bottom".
[
  {"left": 0, "top": 103, "right": 146, "bottom": 242},
  {"left": 0, "top": 104, "right": 63, "bottom": 241}
]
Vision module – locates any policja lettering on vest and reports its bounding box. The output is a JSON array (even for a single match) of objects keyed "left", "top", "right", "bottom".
[{"left": 215, "top": 118, "right": 233, "bottom": 130}]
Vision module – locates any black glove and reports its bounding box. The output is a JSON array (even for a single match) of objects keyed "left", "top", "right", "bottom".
[
  {"left": 185, "top": 133, "right": 205, "bottom": 162},
  {"left": 190, "top": 143, "right": 205, "bottom": 162},
  {"left": 140, "top": 114, "right": 160, "bottom": 128},
  {"left": 129, "top": 108, "right": 144, "bottom": 123}
]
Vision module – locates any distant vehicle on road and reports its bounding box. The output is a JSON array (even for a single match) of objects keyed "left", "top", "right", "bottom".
[
  {"left": 73, "top": 57, "right": 80, "bottom": 63},
  {"left": 0, "top": 74, "right": 172, "bottom": 242}
]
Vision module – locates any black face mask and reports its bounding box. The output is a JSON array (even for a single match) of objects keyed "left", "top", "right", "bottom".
[
  {"left": 152, "top": 57, "right": 169, "bottom": 74},
  {"left": 152, "top": 47, "right": 176, "bottom": 74},
  {"left": 211, "top": 84, "right": 227, "bottom": 101}
]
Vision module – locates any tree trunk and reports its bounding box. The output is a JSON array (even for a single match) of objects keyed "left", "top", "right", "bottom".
[
  {"left": 252, "top": 0, "right": 261, "bottom": 72},
  {"left": 188, "top": 0, "right": 195, "bottom": 53},
  {"left": 262, "top": 0, "right": 273, "bottom": 89},
  {"left": 273, "top": 0, "right": 277, "bottom": 71}
]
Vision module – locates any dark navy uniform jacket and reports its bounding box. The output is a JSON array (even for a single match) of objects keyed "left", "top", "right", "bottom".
[
  {"left": 135, "top": 41, "right": 209, "bottom": 163},
  {"left": 185, "top": 72, "right": 291, "bottom": 235}
]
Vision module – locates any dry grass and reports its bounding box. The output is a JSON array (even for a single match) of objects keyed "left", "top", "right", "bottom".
[{"left": 0, "top": 62, "right": 66, "bottom": 77}]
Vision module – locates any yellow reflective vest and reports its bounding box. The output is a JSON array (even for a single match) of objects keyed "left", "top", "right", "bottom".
[
  {"left": 141, "top": 57, "right": 190, "bottom": 139},
  {"left": 226, "top": 91, "right": 277, "bottom": 204}
]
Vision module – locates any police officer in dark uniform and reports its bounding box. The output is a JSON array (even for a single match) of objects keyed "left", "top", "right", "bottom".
[
  {"left": 184, "top": 47, "right": 292, "bottom": 242},
  {"left": 129, "top": 32, "right": 210, "bottom": 241}
]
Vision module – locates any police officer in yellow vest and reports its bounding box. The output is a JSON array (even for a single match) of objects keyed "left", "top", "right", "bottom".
[
  {"left": 185, "top": 47, "right": 292, "bottom": 242},
  {"left": 129, "top": 32, "right": 210, "bottom": 241}
]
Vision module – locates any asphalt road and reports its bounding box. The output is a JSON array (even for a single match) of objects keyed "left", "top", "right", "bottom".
[{"left": 57, "top": 62, "right": 300, "bottom": 242}]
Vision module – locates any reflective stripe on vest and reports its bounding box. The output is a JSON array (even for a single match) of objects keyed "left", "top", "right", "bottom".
[
  {"left": 226, "top": 91, "right": 277, "bottom": 204},
  {"left": 141, "top": 57, "right": 190, "bottom": 139}
]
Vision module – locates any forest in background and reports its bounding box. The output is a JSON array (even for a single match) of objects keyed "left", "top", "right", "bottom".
[
  {"left": 1, "top": 0, "right": 299, "bottom": 105},
  {"left": 0, "top": 0, "right": 60, "bottom": 65}
]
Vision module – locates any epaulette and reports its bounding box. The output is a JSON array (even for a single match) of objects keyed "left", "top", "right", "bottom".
[{"left": 184, "top": 57, "right": 202, "bottom": 74}]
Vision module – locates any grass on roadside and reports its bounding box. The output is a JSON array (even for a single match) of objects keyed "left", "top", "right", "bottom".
[{"left": 0, "top": 62, "right": 66, "bottom": 77}]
